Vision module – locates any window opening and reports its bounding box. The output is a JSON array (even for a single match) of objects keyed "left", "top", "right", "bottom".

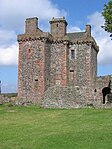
[
  {"left": 70, "top": 70, "right": 74, "bottom": 80},
  {"left": 70, "top": 70, "right": 74, "bottom": 72},
  {"left": 35, "top": 79, "right": 38, "bottom": 82},
  {"left": 71, "top": 49, "right": 75, "bottom": 60},
  {"left": 94, "top": 89, "right": 97, "bottom": 92},
  {"left": 34, "top": 79, "right": 38, "bottom": 92},
  {"left": 29, "top": 49, "right": 31, "bottom": 53}
]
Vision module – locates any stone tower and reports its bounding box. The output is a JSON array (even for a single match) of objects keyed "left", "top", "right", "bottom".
[
  {"left": 50, "top": 17, "right": 67, "bottom": 37},
  {"left": 18, "top": 17, "right": 51, "bottom": 102},
  {"left": 18, "top": 17, "right": 99, "bottom": 104}
]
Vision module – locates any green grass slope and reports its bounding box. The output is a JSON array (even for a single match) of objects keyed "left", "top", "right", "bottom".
[{"left": 0, "top": 105, "right": 112, "bottom": 149}]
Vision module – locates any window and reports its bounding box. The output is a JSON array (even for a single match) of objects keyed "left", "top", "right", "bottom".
[
  {"left": 27, "top": 48, "right": 33, "bottom": 55},
  {"left": 34, "top": 79, "right": 38, "bottom": 92},
  {"left": 94, "top": 89, "right": 97, "bottom": 92},
  {"left": 28, "top": 49, "right": 31, "bottom": 53},
  {"left": 71, "top": 49, "right": 75, "bottom": 60},
  {"left": 35, "top": 79, "right": 38, "bottom": 82},
  {"left": 70, "top": 70, "right": 74, "bottom": 80}
]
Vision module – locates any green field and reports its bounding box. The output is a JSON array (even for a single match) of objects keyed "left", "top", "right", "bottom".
[{"left": 0, "top": 105, "right": 112, "bottom": 149}]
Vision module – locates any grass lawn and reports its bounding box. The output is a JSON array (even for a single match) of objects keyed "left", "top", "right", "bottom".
[{"left": 0, "top": 105, "right": 112, "bottom": 149}]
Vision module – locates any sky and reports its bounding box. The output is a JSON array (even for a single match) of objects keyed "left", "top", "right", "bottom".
[{"left": 0, "top": 0, "right": 111, "bottom": 93}]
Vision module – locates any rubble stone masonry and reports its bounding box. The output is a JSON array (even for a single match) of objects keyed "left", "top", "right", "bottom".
[{"left": 18, "top": 17, "right": 112, "bottom": 107}]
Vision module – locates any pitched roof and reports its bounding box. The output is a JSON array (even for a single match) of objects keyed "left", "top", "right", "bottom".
[{"left": 66, "top": 32, "right": 87, "bottom": 42}]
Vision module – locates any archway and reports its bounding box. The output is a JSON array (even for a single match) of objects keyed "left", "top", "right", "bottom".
[{"left": 102, "top": 87, "right": 111, "bottom": 104}]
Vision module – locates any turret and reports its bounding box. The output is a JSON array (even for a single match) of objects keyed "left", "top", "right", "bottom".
[{"left": 49, "top": 17, "right": 67, "bottom": 38}]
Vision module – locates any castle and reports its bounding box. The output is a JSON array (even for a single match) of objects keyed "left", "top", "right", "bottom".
[{"left": 18, "top": 17, "right": 112, "bottom": 108}]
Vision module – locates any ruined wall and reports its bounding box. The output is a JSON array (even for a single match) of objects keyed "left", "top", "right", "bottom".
[
  {"left": 41, "top": 86, "right": 86, "bottom": 108},
  {"left": 96, "top": 75, "right": 112, "bottom": 91},
  {"left": 92, "top": 75, "right": 112, "bottom": 103},
  {"left": 41, "top": 85, "right": 102, "bottom": 108}
]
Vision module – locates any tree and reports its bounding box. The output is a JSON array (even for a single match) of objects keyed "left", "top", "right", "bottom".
[{"left": 102, "top": 0, "right": 112, "bottom": 38}]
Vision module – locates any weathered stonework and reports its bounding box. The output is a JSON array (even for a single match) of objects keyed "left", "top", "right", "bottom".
[{"left": 18, "top": 17, "right": 112, "bottom": 107}]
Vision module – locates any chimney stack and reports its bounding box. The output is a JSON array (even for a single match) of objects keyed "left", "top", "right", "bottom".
[
  {"left": 25, "top": 17, "right": 38, "bottom": 34},
  {"left": 86, "top": 25, "right": 91, "bottom": 38}
]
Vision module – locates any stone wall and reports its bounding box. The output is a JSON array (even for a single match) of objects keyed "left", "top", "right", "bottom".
[
  {"left": 18, "top": 17, "right": 111, "bottom": 108},
  {"left": 18, "top": 39, "right": 46, "bottom": 103},
  {"left": 0, "top": 94, "right": 17, "bottom": 104},
  {"left": 44, "top": 41, "right": 51, "bottom": 91},
  {"left": 50, "top": 41, "right": 68, "bottom": 87},
  {"left": 50, "top": 17, "right": 67, "bottom": 38},
  {"left": 76, "top": 43, "right": 92, "bottom": 86},
  {"left": 41, "top": 75, "right": 112, "bottom": 108},
  {"left": 41, "top": 85, "right": 101, "bottom": 108},
  {"left": 67, "top": 42, "right": 98, "bottom": 88},
  {"left": 94, "top": 75, "right": 112, "bottom": 102},
  {"left": 68, "top": 44, "right": 78, "bottom": 86},
  {"left": 25, "top": 17, "right": 38, "bottom": 34},
  {"left": 41, "top": 86, "right": 86, "bottom": 108},
  {"left": 91, "top": 46, "right": 97, "bottom": 84},
  {"left": 96, "top": 75, "right": 112, "bottom": 89}
]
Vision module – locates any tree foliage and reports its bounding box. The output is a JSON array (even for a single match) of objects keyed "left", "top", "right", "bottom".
[{"left": 102, "top": 0, "right": 112, "bottom": 38}]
